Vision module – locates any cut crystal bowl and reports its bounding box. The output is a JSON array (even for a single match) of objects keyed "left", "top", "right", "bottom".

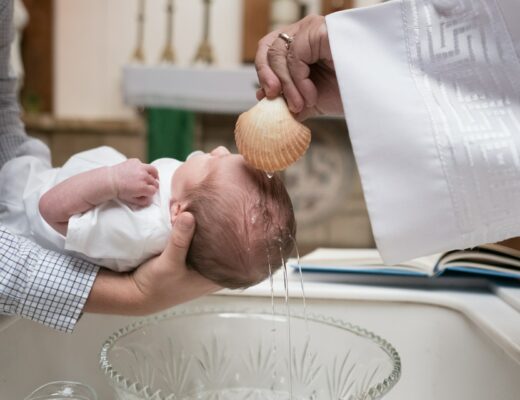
[{"left": 99, "top": 307, "right": 401, "bottom": 400}]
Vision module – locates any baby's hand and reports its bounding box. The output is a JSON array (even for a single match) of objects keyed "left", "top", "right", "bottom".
[{"left": 111, "top": 159, "right": 159, "bottom": 207}]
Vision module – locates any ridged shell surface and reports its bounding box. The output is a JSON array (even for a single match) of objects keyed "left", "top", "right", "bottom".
[{"left": 235, "top": 97, "right": 311, "bottom": 172}]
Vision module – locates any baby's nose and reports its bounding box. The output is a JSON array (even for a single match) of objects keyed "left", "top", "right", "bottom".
[
  {"left": 186, "top": 150, "right": 205, "bottom": 160},
  {"left": 210, "top": 146, "right": 230, "bottom": 156}
]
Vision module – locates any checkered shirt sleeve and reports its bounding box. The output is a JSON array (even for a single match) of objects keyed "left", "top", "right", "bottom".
[
  {"left": 0, "top": 0, "right": 27, "bottom": 166},
  {"left": 0, "top": 0, "right": 100, "bottom": 332},
  {"left": 0, "top": 226, "right": 99, "bottom": 332}
]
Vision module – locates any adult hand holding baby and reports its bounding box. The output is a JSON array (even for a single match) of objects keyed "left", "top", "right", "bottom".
[
  {"left": 0, "top": 0, "right": 217, "bottom": 332},
  {"left": 85, "top": 212, "right": 220, "bottom": 315}
]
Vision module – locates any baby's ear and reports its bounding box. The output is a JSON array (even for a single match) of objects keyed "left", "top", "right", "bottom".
[
  {"left": 170, "top": 200, "right": 181, "bottom": 225},
  {"left": 169, "top": 200, "right": 188, "bottom": 226}
]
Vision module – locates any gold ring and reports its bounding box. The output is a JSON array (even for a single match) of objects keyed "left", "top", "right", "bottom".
[{"left": 278, "top": 32, "right": 294, "bottom": 49}]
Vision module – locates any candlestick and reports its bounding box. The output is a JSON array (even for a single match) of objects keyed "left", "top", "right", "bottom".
[
  {"left": 193, "top": 0, "right": 215, "bottom": 65},
  {"left": 132, "top": 0, "right": 146, "bottom": 63},
  {"left": 160, "top": 0, "right": 176, "bottom": 63}
]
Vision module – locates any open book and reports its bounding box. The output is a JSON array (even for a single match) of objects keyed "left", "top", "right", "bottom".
[{"left": 292, "top": 244, "right": 520, "bottom": 281}]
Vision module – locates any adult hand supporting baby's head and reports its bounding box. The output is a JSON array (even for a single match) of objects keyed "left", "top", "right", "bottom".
[
  {"left": 130, "top": 212, "right": 221, "bottom": 314},
  {"left": 84, "top": 212, "right": 220, "bottom": 316}
]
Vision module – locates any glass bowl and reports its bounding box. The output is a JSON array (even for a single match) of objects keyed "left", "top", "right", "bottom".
[
  {"left": 24, "top": 381, "right": 98, "bottom": 400},
  {"left": 100, "top": 307, "right": 401, "bottom": 400}
]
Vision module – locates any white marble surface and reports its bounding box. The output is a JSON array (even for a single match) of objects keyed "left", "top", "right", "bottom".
[{"left": 220, "top": 264, "right": 520, "bottom": 364}]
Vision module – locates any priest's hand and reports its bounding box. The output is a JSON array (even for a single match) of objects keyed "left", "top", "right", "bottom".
[
  {"left": 255, "top": 15, "right": 343, "bottom": 120},
  {"left": 84, "top": 212, "right": 220, "bottom": 315}
]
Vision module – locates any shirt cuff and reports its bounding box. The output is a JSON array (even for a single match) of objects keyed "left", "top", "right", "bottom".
[
  {"left": 65, "top": 213, "right": 88, "bottom": 254},
  {"left": 17, "top": 237, "right": 99, "bottom": 333}
]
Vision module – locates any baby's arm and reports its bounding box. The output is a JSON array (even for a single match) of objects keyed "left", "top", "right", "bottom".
[{"left": 39, "top": 159, "right": 159, "bottom": 235}]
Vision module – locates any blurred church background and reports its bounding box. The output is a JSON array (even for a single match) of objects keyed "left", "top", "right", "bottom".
[{"left": 16, "top": 0, "right": 384, "bottom": 254}]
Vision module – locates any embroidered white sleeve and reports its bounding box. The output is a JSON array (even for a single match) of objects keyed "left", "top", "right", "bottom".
[
  {"left": 327, "top": 0, "right": 520, "bottom": 262},
  {"left": 402, "top": 0, "right": 520, "bottom": 247}
]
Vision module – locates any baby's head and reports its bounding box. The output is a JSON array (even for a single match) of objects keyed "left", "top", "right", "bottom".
[{"left": 170, "top": 146, "right": 296, "bottom": 289}]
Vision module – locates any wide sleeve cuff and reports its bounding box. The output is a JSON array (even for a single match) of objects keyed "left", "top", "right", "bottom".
[{"left": 326, "top": 0, "right": 520, "bottom": 263}]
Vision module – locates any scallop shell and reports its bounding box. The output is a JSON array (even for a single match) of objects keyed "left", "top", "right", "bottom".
[{"left": 234, "top": 97, "right": 311, "bottom": 172}]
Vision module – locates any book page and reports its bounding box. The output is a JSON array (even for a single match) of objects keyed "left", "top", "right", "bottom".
[
  {"left": 481, "top": 243, "right": 520, "bottom": 259},
  {"left": 293, "top": 248, "right": 439, "bottom": 276},
  {"left": 437, "top": 244, "right": 520, "bottom": 278},
  {"left": 440, "top": 252, "right": 520, "bottom": 270}
]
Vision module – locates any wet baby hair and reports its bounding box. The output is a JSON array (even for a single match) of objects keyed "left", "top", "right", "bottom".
[{"left": 184, "top": 166, "right": 296, "bottom": 289}]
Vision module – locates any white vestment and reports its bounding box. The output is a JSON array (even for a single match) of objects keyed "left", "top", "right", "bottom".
[{"left": 327, "top": 0, "right": 520, "bottom": 263}]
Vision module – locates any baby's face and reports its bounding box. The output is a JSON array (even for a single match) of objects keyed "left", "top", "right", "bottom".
[{"left": 170, "top": 146, "right": 253, "bottom": 220}]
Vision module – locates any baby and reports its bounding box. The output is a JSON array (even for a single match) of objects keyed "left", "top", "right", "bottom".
[{"left": 0, "top": 140, "right": 295, "bottom": 289}]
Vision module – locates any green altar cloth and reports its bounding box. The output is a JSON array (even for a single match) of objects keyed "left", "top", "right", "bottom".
[{"left": 147, "top": 108, "right": 194, "bottom": 162}]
